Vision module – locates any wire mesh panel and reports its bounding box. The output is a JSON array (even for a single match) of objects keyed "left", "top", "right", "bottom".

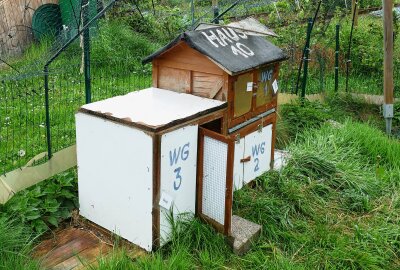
[
  {"left": 197, "top": 128, "right": 234, "bottom": 235},
  {"left": 202, "top": 136, "right": 228, "bottom": 225}
]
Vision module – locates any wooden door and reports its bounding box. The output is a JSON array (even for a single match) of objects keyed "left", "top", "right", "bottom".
[
  {"left": 243, "top": 124, "right": 273, "bottom": 184},
  {"left": 197, "top": 128, "right": 234, "bottom": 236}
]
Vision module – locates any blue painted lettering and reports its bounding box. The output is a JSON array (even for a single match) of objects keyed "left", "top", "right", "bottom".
[
  {"left": 254, "top": 158, "right": 260, "bottom": 172},
  {"left": 252, "top": 142, "right": 266, "bottom": 157},
  {"left": 260, "top": 142, "right": 266, "bottom": 154},
  {"left": 252, "top": 144, "right": 260, "bottom": 157},
  {"left": 169, "top": 148, "right": 180, "bottom": 166},
  {"left": 181, "top": 143, "right": 190, "bottom": 161},
  {"left": 261, "top": 70, "right": 273, "bottom": 82},
  {"left": 173, "top": 167, "right": 182, "bottom": 190}
]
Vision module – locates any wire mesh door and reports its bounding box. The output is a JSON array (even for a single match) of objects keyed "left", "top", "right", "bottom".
[{"left": 197, "top": 128, "right": 234, "bottom": 236}]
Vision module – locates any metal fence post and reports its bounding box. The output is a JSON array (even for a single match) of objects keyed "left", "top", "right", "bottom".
[
  {"left": 295, "top": 0, "right": 322, "bottom": 95},
  {"left": 301, "top": 18, "right": 313, "bottom": 100},
  {"left": 335, "top": 24, "right": 340, "bottom": 92},
  {"left": 83, "top": 0, "right": 91, "bottom": 104},
  {"left": 346, "top": 0, "right": 358, "bottom": 93},
  {"left": 44, "top": 66, "right": 52, "bottom": 159},
  {"left": 191, "top": 0, "right": 195, "bottom": 26}
]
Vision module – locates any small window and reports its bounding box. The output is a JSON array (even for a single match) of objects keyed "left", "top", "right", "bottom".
[
  {"left": 233, "top": 72, "right": 253, "bottom": 118},
  {"left": 256, "top": 66, "right": 274, "bottom": 107}
]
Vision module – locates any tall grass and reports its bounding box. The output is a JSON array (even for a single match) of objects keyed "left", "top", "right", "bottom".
[
  {"left": 234, "top": 121, "right": 400, "bottom": 269},
  {"left": 92, "top": 120, "right": 400, "bottom": 269},
  {"left": 0, "top": 216, "right": 40, "bottom": 270}
]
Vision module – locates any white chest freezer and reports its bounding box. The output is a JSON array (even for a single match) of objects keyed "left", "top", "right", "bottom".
[{"left": 75, "top": 87, "right": 226, "bottom": 251}]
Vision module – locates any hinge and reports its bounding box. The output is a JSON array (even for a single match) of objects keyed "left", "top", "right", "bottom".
[{"left": 235, "top": 134, "right": 241, "bottom": 144}]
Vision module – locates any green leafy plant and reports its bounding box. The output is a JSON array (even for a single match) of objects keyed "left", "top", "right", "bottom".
[{"left": 0, "top": 169, "right": 78, "bottom": 234}]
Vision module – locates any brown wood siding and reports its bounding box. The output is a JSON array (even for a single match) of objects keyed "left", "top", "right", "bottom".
[
  {"left": 155, "top": 42, "right": 224, "bottom": 75},
  {"left": 192, "top": 71, "right": 224, "bottom": 99},
  {"left": 151, "top": 42, "right": 229, "bottom": 101},
  {"left": 158, "top": 66, "right": 191, "bottom": 93}
]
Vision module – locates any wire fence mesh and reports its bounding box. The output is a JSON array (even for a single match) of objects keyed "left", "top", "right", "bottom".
[
  {"left": 0, "top": 62, "right": 151, "bottom": 174},
  {"left": 0, "top": 0, "right": 398, "bottom": 175}
]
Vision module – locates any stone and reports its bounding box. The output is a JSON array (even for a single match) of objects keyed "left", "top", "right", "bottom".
[{"left": 228, "top": 215, "right": 262, "bottom": 256}]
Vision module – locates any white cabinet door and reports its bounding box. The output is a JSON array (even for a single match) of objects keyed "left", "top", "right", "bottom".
[
  {"left": 243, "top": 124, "right": 273, "bottom": 184},
  {"left": 233, "top": 137, "right": 245, "bottom": 191},
  {"left": 160, "top": 125, "right": 198, "bottom": 245}
]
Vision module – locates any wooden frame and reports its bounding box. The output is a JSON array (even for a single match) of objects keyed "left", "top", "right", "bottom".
[
  {"left": 196, "top": 128, "right": 234, "bottom": 236},
  {"left": 150, "top": 111, "right": 227, "bottom": 249},
  {"left": 152, "top": 134, "right": 161, "bottom": 249},
  {"left": 228, "top": 62, "right": 280, "bottom": 129},
  {"left": 196, "top": 113, "right": 276, "bottom": 236}
]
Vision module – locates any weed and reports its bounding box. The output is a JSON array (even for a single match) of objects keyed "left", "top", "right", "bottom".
[
  {"left": 0, "top": 216, "right": 40, "bottom": 270},
  {"left": 0, "top": 169, "right": 78, "bottom": 234}
]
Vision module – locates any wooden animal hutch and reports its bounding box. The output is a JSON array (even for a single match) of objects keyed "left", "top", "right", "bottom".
[
  {"left": 76, "top": 26, "right": 287, "bottom": 252},
  {"left": 143, "top": 26, "right": 287, "bottom": 235},
  {"left": 76, "top": 89, "right": 226, "bottom": 251}
]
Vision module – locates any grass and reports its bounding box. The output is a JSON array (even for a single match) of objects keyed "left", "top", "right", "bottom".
[
  {"left": 1, "top": 93, "right": 399, "bottom": 269},
  {"left": 0, "top": 216, "right": 40, "bottom": 270},
  {"left": 86, "top": 116, "right": 400, "bottom": 269},
  {"left": 1, "top": 3, "right": 400, "bottom": 268}
]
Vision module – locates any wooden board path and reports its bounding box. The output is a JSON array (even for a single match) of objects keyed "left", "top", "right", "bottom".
[{"left": 33, "top": 224, "right": 146, "bottom": 270}]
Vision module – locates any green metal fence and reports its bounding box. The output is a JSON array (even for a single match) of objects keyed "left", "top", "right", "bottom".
[
  {"left": 1, "top": 0, "right": 399, "bottom": 177},
  {"left": 0, "top": 64, "right": 151, "bottom": 175}
]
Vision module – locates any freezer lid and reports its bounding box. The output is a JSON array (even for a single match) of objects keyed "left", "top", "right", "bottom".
[{"left": 78, "top": 87, "right": 227, "bottom": 132}]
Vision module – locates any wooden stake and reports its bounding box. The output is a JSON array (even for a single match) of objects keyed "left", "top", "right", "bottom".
[
  {"left": 352, "top": 0, "right": 358, "bottom": 26},
  {"left": 383, "top": 0, "right": 394, "bottom": 134},
  {"left": 212, "top": 0, "right": 219, "bottom": 24}
]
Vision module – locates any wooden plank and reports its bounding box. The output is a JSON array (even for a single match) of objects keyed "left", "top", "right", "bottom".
[
  {"left": 192, "top": 71, "right": 224, "bottom": 99},
  {"left": 189, "top": 70, "right": 193, "bottom": 94},
  {"left": 52, "top": 243, "right": 111, "bottom": 270},
  {"left": 34, "top": 219, "right": 148, "bottom": 270},
  {"left": 40, "top": 235, "right": 98, "bottom": 268},
  {"left": 152, "top": 134, "right": 161, "bottom": 249},
  {"left": 158, "top": 66, "right": 191, "bottom": 93},
  {"left": 196, "top": 128, "right": 205, "bottom": 216},
  {"left": 383, "top": 0, "right": 394, "bottom": 105},
  {"left": 270, "top": 117, "right": 277, "bottom": 171},
  {"left": 152, "top": 62, "right": 159, "bottom": 88},
  {"left": 158, "top": 59, "right": 224, "bottom": 76},
  {"left": 352, "top": 0, "right": 359, "bottom": 26},
  {"left": 156, "top": 43, "right": 224, "bottom": 75},
  {"left": 34, "top": 228, "right": 85, "bottom": 258},
  {"left": 224, "top": 140, "right": 234, "bottom": 236}
]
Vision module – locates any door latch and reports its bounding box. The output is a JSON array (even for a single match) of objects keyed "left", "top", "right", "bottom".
[{"left": 240, "top": 156, "right": 251, "bottom": 163}]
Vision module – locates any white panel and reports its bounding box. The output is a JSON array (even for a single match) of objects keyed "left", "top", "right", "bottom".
[
  {"left": 233, "top": 137, "right": 245, "bottom": 191},
  {"left": 159, "top": 125, "right": 198, "bottom": 245},
  {"left": 243, "top": 124, "right": 273, "bottom": 184},
  {"left": 76, "top": 113, "right": 153, "bottom": 251},
  {"left": 81, "top": 88, "right": 225, "bottom": 128},
  {"left": 202, "top": 136, "right": 228, "bottom": 225}
]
